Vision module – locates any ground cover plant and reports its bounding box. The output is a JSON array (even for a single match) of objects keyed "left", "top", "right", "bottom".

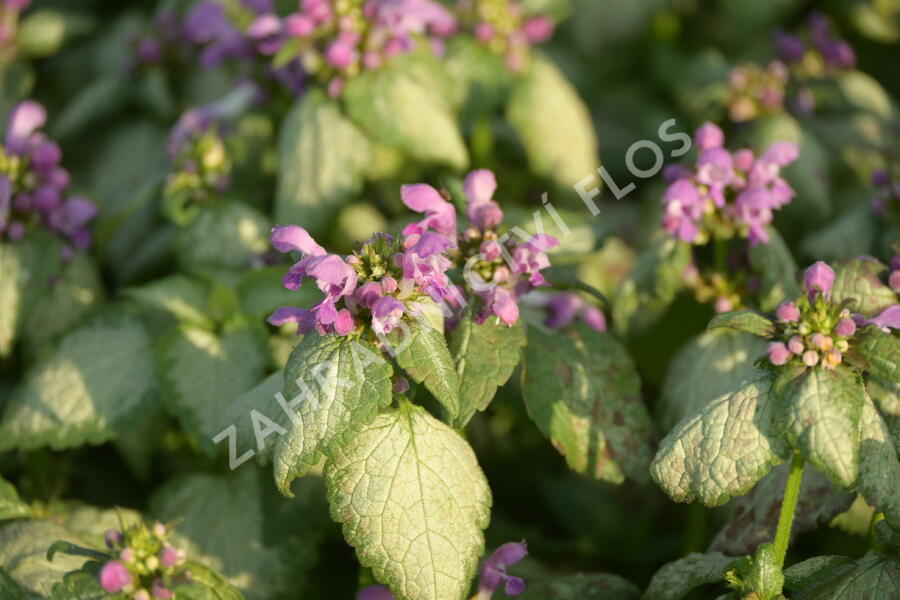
[{"left": 0, "top": 0, "right": 899, "bottom": 599}]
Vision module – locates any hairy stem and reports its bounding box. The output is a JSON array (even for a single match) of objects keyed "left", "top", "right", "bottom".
[{"left": 773, "top": 452, "right": 805, "bottom": 568}]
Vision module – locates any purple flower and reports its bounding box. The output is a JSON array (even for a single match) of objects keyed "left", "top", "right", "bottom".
[
  {"left": 768, "top": 342, "right": 791, "bottom": 366},
  {"left": 775, "top": 301, "right": 800, "bottom": 323},
  {"left": 478, "top": 541, "right": 528, "bottom": 597},
  {"left": 151, "top": 578, "right": 173, "bottom": 600},
  {"left": 889, "top": 271, "right": 900, "bottom": 294},
  {"left": 867, "top": 305, "right": 900, "bottom": 332},
  {"left": 6, "top": 100, "right": 46, "bottom": 155},
  {"left": 775, "top": 31, "right": 805, "bottom": 63},
  {"left": 694, "top": 122, "right": 724, "bottom": 151},
  {"left": 522, "top": 16, "right": 554, "bottom": 43},
  {"left": 477, "top": 285, "right": 519, "bottom": 326},
  {"left": 464, "top": 169, "right": 503, "bottom": 230},
  {"left": 98, "top": 561, "right": 132, "bottom": 593},
  {"left": 804, "top": 261, "right": 835, "bottom": 302},
  {"left": 543, "top": 293, "right": 607, "bottom": 331},
  {"left": 511, "top": 234, "right": 558, "bottom": 287},
  {"left": 270, "top": 224, "right": 327, "bottom": 256},
  {"left": 357, "top": 585, "right": 395, "bottom": 600},
  {"left": 397, "top": 232, "right": 455, "bottom": 302},
  {"left": 401, "top": 183, "right": 457, "bottom": 238},
  {"left": 247, "top": 13, "right": 283, "bottom": 55},
  {"left": 371, "top": 296, "right": 405, "bottom": 336},
  {"left": 662, "top": 179, "right": 704, "bottom": 242},
  {"left": 326, "top": 31, "right": 360, "bottom": 69}
]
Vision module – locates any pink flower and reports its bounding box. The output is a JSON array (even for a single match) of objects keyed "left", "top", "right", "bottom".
[
  {"left": 463, "top": 169, "right": 503, "bottom": 230},
  {"left": 98, "top": 561, "right": 132, "bottom": 593},
  {"left": 834, "top": 318, "right": 856, "bottom": 338},
  {"left": 478, "top": 542, "right": 528, "bottom": 597},
  {"left": 694, "top": 122, "right": 724, "bottom": 151},
  {"left": 775, "top": 301, "right": 800, "bottom": 323},
  {"left": 401, "top": 183, "right": 457, "bottom": 238},
  {"left": 768, "top": 342, "right": 791, "bottom": 366},
  {"left": 804, "top": 261, "right": 835, "bottom": 302}
]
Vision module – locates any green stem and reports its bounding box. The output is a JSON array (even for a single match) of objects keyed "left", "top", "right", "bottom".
[
  {"left": 773, "top": 452, "right": 805, "bottom": 569},
  {"left": 683, "top": 502, "right": 708, "bottom": 555}
]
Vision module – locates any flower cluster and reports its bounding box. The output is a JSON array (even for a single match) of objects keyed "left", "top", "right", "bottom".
[
  {"left": 464, "top": 0, "right": 555, "bottom": 71},
  {"left": 182, "top": 0, "right": 305, "bottom": 96},
  {"left": 774, "top": 12, "right": 856, "bottom": 73},
  {"left": 403, "top": 169, "right": 559, "bottom": 326},
  {"left": 268, "top": 225, "right": 455, "bottom": 337},
  {"left": 726, "top": 60, "right": 788, "bottom": 123},
  {"left": 662, "top": 122, "right": 798, "bottom": 246},
  {"left": 97, "top": 521, "right": 189, "bottom": 599},
  {"left": 0, "top": 101, "right": 97, "bottom": 256},
  {"left": 356, "top": 541, "right": 528, "bottom": 600},
  {"left": 767, "top": 261, "right": 899, "bottom": 369},
  {"left": 276, "top": 0, "right": 457, "bottom": 97}
]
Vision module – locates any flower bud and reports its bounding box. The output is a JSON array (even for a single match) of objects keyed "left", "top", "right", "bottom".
[
  {"left": 788, "top": 336, "right": 804, "bottom": 355},
  {"left": 804, "top": 261, "right": 835, "bottom": 302},
  {"left": 775, "top": 301, "right": 800, "bottom": 323},
  {"left": 822, "top": 348, "right": 842, "bottom": 370},
  {"left": 145, "top": 556, "right": 160, "bottom": 571},
  {"left": 104, "top": 529, "right": 124, "bottom": 549},
  {"left": 134, "top": 590, "right": 151, "bottom": 600},
  {"left": 802, "top": 350, "right": 819, "bottom": 367},
  {"left": 768, "top": 342, "right": 791, "bottom": 366},
  {"left": 98, "top": 561, "right": 132, "bottom": 593},
  {"left": 810, "top": 333, "right": 833, "bottom": 351},
  {"left": 890, "top": 270, "right": 900, "bottom": 294},
  {"left": 152, "top": 522, "right": 167, "bottom": 538},
  {"left": 160, "top": 546, "right": 180, "bottom": 568},
  {"left": 151, "top": 578, "right": 173, "bottom": 600},
  {"left": 120, "top": 548, "right": 136, "bottom": 564},
  {"left": 834, "top": 318, "right": 856, "bottom": 338}
]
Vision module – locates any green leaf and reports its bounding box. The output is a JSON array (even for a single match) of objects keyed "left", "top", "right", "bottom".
[
  {"left": 0, "top": 476, "right": 30, "bottom": 523},
  {"left": 658, "top": 330, "right": 767, "bottom": 431},
  {"left": 613, "top": 237, "right": 692, "bottom": 336},
  {"left": 0, "top": 566, "right": 26, "bottom": 600},
  {"left": 391, "top": 320, "right": 460, "bottom": 421},
  {"left": 344, "top": 52, "right": 467, "bottom": 170},
  {"left": 787, "top": 551, "right": 900, "bottom": 599},
  {"left": 522, "top": 323, "right": 653, "bottom": 484},
  {"left": 776, "top": 368, "right": 865, "bottom": 488},
  {"left": 124, "top": 274, "right": 212, "bottom": 328},
  {"left": 151, "top": 468, "right": 327, "bottom": 599},
  {"left": 0, "top": 316, "right": 158, "bottom": 451},
  {"left": 274, "top": 90, "right": 371, "bottom": 236},
  {"left": 224, "top": 371, "right": 285, "bottom": 463},
  {"left": 506, "top": 53, "right": 599, "bottom": 190},
  {"left": 783, "top": 555, "right": 855, "bottom": 594},
  {"left": 324, "top": 402, "right": 491, "bottom": 600},
  {"left": 519, "top": 572, "right": 640, "bottom": 600},
  {"left": 447, "top": 307, "right": 526, "bottom": 428},
  {"left": 651, "top": 375, "right": 789, "bottom": 506},
  {"left": 801, "top": 204, "right": 876, "bottom": 264},
  {"left": 158, "top": 323, "right": 269, "bottom": 454},
  {"left": 0, "top": 520, "right": 93, "bottom": 598},
  {"left": 0, "top": 235, "right": 61, "bottom": 357},
  {"left": 22, "top": 252, "right": 104, "bottom": 353},
  {"left": 747, "top": 228, "right": 799, "bottom": 312},
  {"left": 707, "top": 310, "right": 777, "bottom": 339},
  {"left": 709, "top": 463, "right": 852, "bottom": 556},
  {"left": 45, "top": 542, "right": 106, "bottom": 563},
  {"left": 50, "top": 566, "right": 106, "bottom": 600},
  {"left": 174, "top": 561, "right": 244, "bottom": 600},
  {"left": 846, "top": 327, "right": 900, "bottom": 383},
  {"left": 856, "top": 394, "right": 900, "bottom": 531},
  {"left": 641, "top": 552, "right": 733, "bottom": 600},
  {"left": 443, "top": 37, "right": 513, "bottom": 119},
  {"left": 273, "top": 335, "right": 393, "bottom": 495},
  {"left": 830, "top": 258, "right": 896, "bottom": 317},
  {"left": 175, "top": 201, "right": 269, "bottom": 274}
]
